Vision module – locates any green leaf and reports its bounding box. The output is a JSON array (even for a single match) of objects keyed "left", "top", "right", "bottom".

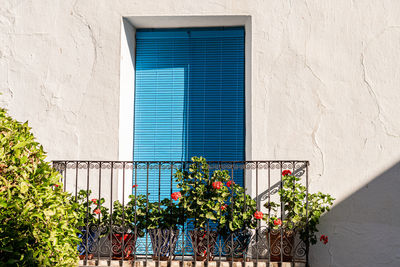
[
  {"left": 20, "top": 181, "right": 29, "bottom": 194},
  {"left": 0, "top": 199, "right": 7, "bottom": 208},
  {"left": 205, "top": 212, "right": 216, "bottom": 220},
  {"left": 12, "top": 140, "right": 31, "bottom": 150}
]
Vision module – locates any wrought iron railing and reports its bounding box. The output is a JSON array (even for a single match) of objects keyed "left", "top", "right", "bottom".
[{"left": 52, "top": 160, "right": 310, "bottom": 266}]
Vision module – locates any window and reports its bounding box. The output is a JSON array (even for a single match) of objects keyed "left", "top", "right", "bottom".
[{"left": 134, "top": 27, "right": 245, "bottom": 200}]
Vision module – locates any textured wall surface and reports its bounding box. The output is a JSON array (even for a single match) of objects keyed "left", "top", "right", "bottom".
[{"left": 1, "top": 0, "right": 400, "bottom": 266}]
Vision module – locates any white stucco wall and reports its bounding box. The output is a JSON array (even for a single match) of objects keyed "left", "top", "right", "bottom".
[{"left": 1, "top": 1, "right": 400, "bottom": 266}]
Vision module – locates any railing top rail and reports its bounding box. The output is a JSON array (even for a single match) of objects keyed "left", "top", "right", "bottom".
[{"left": 52, "top": 160, "right": 309, "bottom": 164}]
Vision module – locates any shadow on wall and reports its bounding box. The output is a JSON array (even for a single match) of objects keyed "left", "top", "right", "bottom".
[
  {"left": 311, "top": 162, "right": 400, "bottom": 267},
  {"left": 254, "top": 164, "right": 307, "bottom": 204}
]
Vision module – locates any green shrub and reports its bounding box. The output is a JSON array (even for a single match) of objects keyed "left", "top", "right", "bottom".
[{"left": 0, "top": 108, "right": 79, "bottom": 266}]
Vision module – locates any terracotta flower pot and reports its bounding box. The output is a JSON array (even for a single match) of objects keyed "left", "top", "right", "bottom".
[
  {"left": 266, "top": 229, "right": 295, "bottom": 262},
  {"left": 109, "top": 233, "right": 137, "bottom": 260},
  {"left": 189, "top": 230, "right": 218, "bottom": 261},
  {"left": 149, "top": 228, "right": 180, "bottom": 260}
]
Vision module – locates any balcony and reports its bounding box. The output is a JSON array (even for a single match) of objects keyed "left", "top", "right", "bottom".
[{"left": 52, "top": 160, "right": 310, "bottom": 267}]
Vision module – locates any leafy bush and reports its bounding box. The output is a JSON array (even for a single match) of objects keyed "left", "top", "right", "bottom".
[{"left": 0, "top": 108, "right": 80, "bottom": 266}]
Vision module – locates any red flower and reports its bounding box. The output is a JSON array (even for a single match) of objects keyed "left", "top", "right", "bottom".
[
  {"left": 254, "top": 211, "right": 263, "bottom": 219},
  {"left": 226, "top": 180, "right": 235, "bottom": 187},
  {"left": 171, "top": 192, "right": 181, "bottom": 201},
  {"left": 212, "top": 181, "right": 223, "bottom": 190},
  {"left": 273, "top": 219, "right": 282, "bottom": 226},
  {"left": 93, "top": 208, "right": 101, "bottom": 215},
  {"left": 132, "top": 185, "right": 138, "bottom": 188},
  {"left": 91, "top": 199, "right": 97, "bottom": 204},
  {"left": 320, "top": 235, "right": 328, "bottom": 244},
  {"left": 282, "top": 170, "right": 292, "bottom": 176},
  {"left": 53, "top": 184, "right": 59, "bottom": 188},
  {"left": 221, "top": 204, "right": 227, "bottom": 210}
]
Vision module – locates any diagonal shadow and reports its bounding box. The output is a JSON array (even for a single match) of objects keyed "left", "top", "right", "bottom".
[
  {"left": 311, "top": 161, "right": 400, "bottom": 267},
  {"left": 255, "top": 165, "right": 307, "bottom": 204}
]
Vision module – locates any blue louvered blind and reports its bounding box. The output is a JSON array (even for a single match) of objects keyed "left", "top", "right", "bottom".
[{"left": 134, "top": 27, "right": 245, "bottom": 200}]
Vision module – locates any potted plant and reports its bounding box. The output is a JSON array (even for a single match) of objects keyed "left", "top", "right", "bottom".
[
  {"left": 109, "top": 194, "right": 147, "bottom": 260},
  {"left": 75, "top": 190, "right": 109, "bottom": 260},
  {"left": 146, "top": 197, "right": 184, "bottom": 260},
  {"left": 218, "top": 180, "right": 259, "bottom": 261},
  {"left": 175, "top": 157, "right": 231, "bottom": 260},
  {"left": 262, "top": 170, "right": 334, "bottom": 262}
]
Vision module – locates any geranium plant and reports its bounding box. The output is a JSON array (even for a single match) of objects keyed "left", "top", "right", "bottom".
[
  {"left": 263, "top": 170, "right": 335, "bottom": 245},
  {"left": 175, "top": 157, "right": 234, "bottom": 260},
  {"left": 218, "top": 179, "right": 261, "bottom": 259},
  {"left": 111, "top": 194, "right": 147, "bottom": 236},
  {"left": 219, "top": 180, "right": 259, "bottom": 234},
  {"left": 146, "top": 197, "right": 184, "bottom": 259},
  {"left": 175, "top": 157, "right": 231, "bottom": 229},
  {"left": 74, "top": 190, "right": 110, "bottom": 259},
  {"left": 75, "top": 189, "right": 109, "bottom": 228},
  {"left": 145, "top": 197, "right": 184, "bottom": 230},
  {"left": 109, "top": 193, "right": 148, "bottom": 260}
]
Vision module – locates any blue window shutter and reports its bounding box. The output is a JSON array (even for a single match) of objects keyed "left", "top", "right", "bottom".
[{"left": 134, "top": 27, "right": 245, "bottom": 200}]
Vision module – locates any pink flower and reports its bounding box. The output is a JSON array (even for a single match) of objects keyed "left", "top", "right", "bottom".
[
  {"left": 273, "top": 219, "right": 282, "bottom": 226},
  {"left": 91, "top": 199, "right": 97, "bottom": 204},
  {"left": 171, "top": 192, "right": 181, "bottom": 201},
  {"left": 212, "top": 181, "right": 223, "bottom": 190},
  {"left": 254, "top": 211, "right": 263, "bottom": 219},
  {"left": 221, "top": 204, "right": 227, "bottom": 210},
  {"left": 132, "top": 185, "right": 138, "bottom": 188},
  {"left": 226, "top": 180, "right": 234, "bottom": 187},
  {"left": 94, "top": 208, "right": 101, "bottom": 215},
  {"left": 282, "top": 170, "right": 292, "bottom": 176}
]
